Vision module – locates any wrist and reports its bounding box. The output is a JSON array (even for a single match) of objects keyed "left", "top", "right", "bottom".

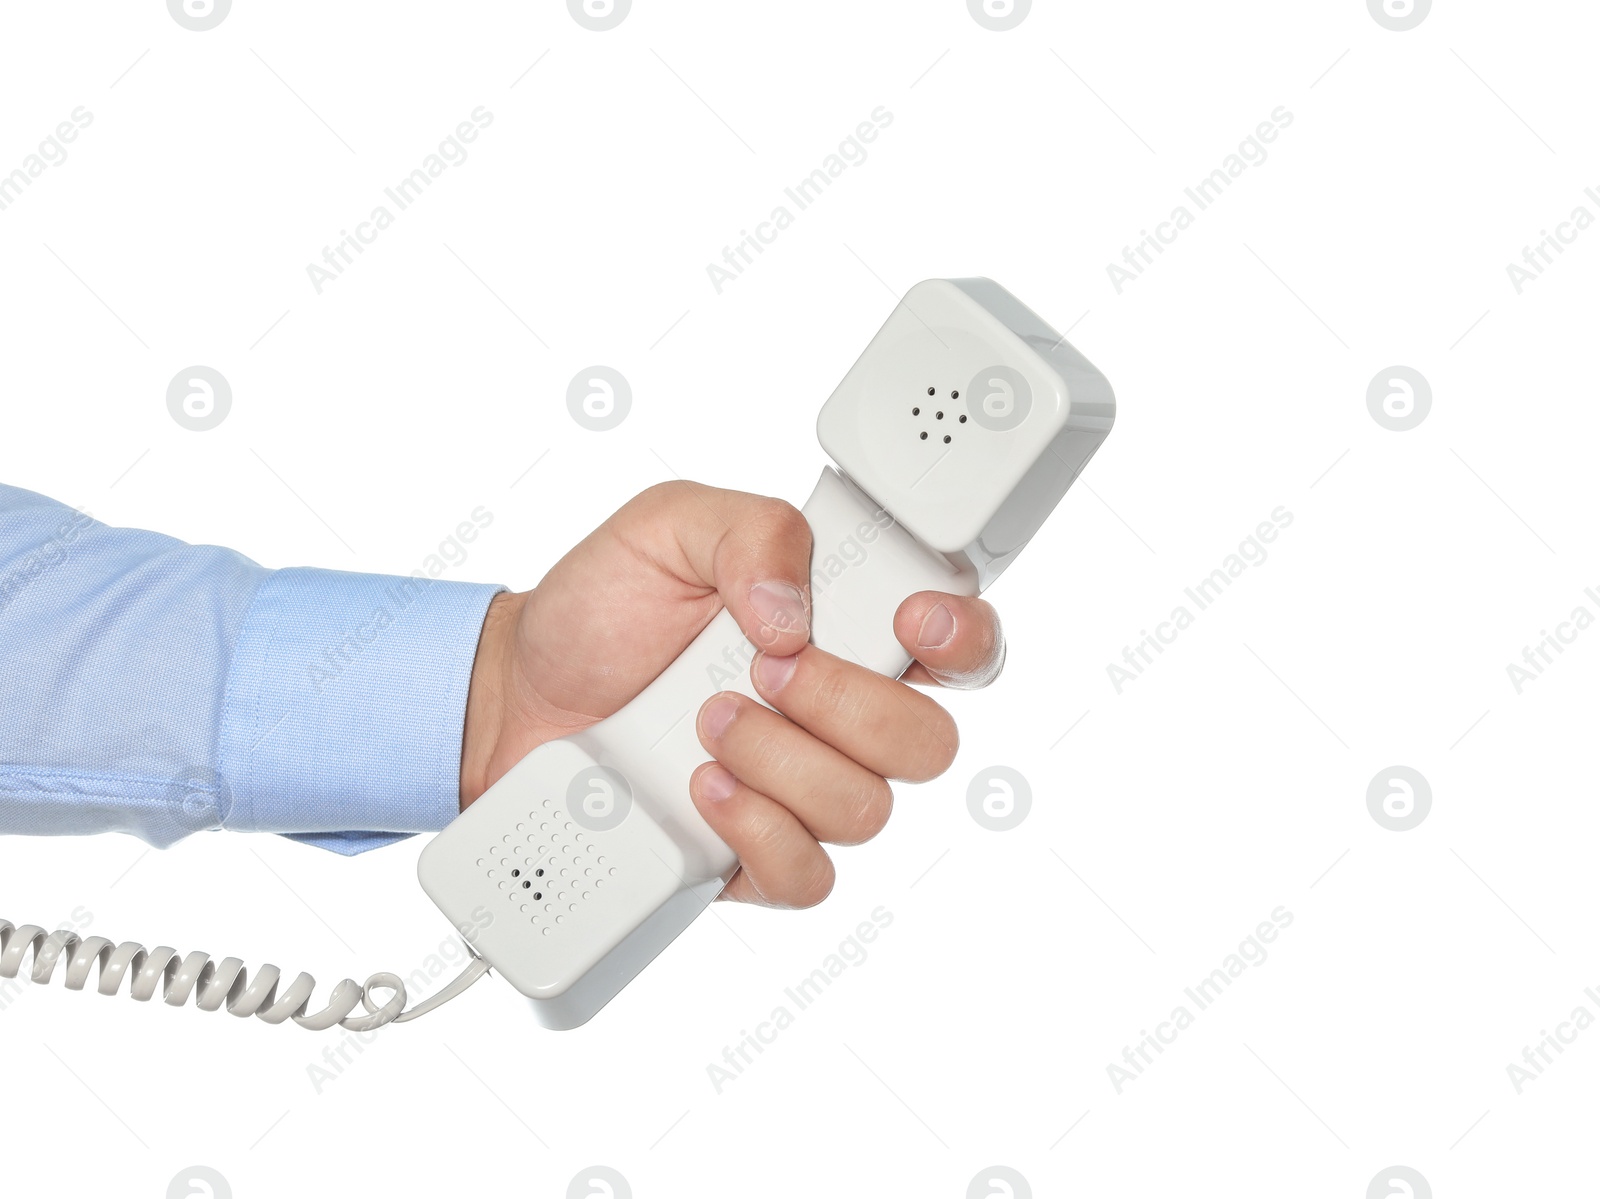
[{"left": 460, "top": 588, "right": 527, "bottom": 811}]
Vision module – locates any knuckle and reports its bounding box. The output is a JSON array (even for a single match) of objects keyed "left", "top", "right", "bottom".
[
  {"left": 735, "top": 802, "right": 788, "bottom": 857},
  {"left": 745, "top": 498, "right": 813, "bottom": 564},
  {"left": 752, "top": 496, "right": 808, "bottom": 540},
  {"left": 783, "top": 856, "right": 836, "bottom": 909},
  {"left": 807, "top": 665, "right": 861, "bottom": 727},
  {"left": 907, "top": 710, "right": 960, "bottom": 782},
  {"left": 743, "top": 722, "right": 797, "bottom": 782},
  {"left": 837, "top": 776, "right": 894, "bottom": 845},
  {"left": 635, "top": 478, "right": 719, "bottom": 525},
  {"left": 635, "top": 479, "right": 682, "bottom": 511}
]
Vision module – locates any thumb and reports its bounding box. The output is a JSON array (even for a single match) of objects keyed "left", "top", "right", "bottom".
[{"left": 646, "top": 480, "right": 814, "bottom": 658}]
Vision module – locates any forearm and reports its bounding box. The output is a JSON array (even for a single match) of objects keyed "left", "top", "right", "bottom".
[{"left": 0, "top": 483, "right": 503, "bottom": 854}]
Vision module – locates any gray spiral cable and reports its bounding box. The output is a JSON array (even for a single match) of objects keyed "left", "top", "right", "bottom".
[{"left": 0, "top": 917, "right": 490, "bottom": 1031}]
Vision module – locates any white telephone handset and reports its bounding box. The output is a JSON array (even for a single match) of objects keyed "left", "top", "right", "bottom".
[{"left": 1, "top": 278, "right": 1115, "bottom": 1032}]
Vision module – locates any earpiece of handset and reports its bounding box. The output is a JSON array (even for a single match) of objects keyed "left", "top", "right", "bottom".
[{"left": 418, "top": 278, "right": 1115, "bottom": 1029}]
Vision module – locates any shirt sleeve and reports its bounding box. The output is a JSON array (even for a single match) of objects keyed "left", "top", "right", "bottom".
[{"left": 0, "top": 482, "right": 505, "bottom": 855}]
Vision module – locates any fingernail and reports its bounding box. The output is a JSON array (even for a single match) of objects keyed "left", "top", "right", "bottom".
[
  {"left": 701, "top": 695, "right": 739, "bottom": 740},
  {"left": 749, "top": 580, "right": 809, "bottom": 639},
  {"left": 754, "top": 651, "right": 798, "bottom": 692},
  {"left": 699, "top": 763, "right": 738, "bottom": 802},
  {"left": 918, "top": 602, "right": 955, "bottom": 649}
]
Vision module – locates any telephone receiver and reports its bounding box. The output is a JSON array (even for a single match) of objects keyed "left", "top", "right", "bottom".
[
  {"left": 418, "top": 277, "right": 1115, "bottom": 1028},
  {"left": 0, "top": 278, "right": 1114, "bottom": 1032}
]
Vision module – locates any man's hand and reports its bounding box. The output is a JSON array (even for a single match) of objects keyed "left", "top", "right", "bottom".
[{"left": 460, "top": 481, "right": 1005, "bottom": 908}]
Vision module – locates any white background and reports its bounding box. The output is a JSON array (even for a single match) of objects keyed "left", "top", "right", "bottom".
[{"left": 3, "top": 1, "right": 1597, "bottom": 1196}]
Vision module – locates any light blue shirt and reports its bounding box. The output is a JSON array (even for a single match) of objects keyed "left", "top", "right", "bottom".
[{"left": 0, "top": 483, "right": 504, "bottom": 855}]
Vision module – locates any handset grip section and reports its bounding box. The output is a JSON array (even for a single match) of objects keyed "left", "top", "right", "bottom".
[{"left": 570, "top": 465, "right": 979, "bottom": 886}]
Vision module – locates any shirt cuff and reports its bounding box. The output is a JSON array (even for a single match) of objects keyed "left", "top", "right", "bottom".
[{"left": 217, "top": 566, "right": 504, "bottom": 853}]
